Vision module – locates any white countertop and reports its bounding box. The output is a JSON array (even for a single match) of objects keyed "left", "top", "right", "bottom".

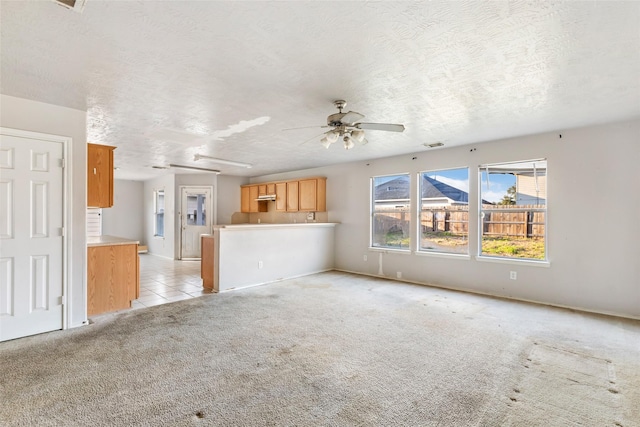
[
  {"left": 87, "top": 235, "right": 140, "bottom": 247},
  {"left": 212, "top": 222, "right": 337, "bottom": 231}
]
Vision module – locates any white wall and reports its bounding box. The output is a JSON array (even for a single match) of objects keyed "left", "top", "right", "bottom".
[
  {"left": 0, "top": 94, "right": 88, "bottom": 328},
  {"left": 253, "top": 119, "right": 640, "bottom": 319},
  {"left": 215, "top": 224, "right": 335, "bottom": 291},
  {"left": 143, "top": 174, "right": 175, "bottom": 259},
  {"left": 217, "top": 175, "right": 248, "bottom": 224},
  {"left": 102, "top": 179, "right": 144, "bottom": 242}
]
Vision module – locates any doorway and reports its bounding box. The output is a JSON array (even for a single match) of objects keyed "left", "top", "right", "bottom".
[{"left": 179, "top": 186, "right": 213, "bottom": 259}]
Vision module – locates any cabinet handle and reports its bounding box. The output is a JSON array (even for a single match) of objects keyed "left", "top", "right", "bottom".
[{"left": 93, "top": 168, "right": 97, "bottom": 175}]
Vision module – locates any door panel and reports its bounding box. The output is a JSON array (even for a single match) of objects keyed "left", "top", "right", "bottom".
[
  {"left": 180, "top": 187, "right": 212, "bottom": 259},
  {"left": 0, "top": 134, "right": 64, "bottom": 342}
]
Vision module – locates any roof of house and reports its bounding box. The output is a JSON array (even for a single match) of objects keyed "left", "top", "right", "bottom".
[{"left": 374, "top": 176, "right": 470, "bottom": 203}]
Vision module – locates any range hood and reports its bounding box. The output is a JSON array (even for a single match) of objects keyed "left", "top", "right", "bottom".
[{"left": 256, "top": 194, "right": 276, "bottom": 201}]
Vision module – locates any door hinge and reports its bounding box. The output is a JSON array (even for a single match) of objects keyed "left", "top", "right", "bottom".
[
  {"left": 59, "top": 158, "right": 66, "bottom": 168},
  {"left": 60, "top": 227, "right": 65, "bottom": 237},
  {"left": 58, "top": 295, "right": 66, "bottom": 306}
]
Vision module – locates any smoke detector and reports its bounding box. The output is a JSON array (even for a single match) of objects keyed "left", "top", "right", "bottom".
[{"left": 52, "top": 0, "right": 87, "bottom": 13}]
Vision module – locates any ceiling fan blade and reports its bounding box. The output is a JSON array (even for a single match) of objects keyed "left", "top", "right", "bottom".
[
  {"left": 340, "top": 111, "right": 365, "bottom": 125},
  {"left": 283, "top": 125, "right": 329, "bottom": 131},
  {"left": 299, "top": 131, "right": 331, "bottom": 145},
  {"left": 355, "top": 123, "right": 405, "bottom": 132}
]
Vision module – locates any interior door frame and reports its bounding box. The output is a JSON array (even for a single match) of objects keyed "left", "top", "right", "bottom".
[
  {"left": 178, "top": 185, "right": 214, "bottom": 260},
  {"left": 0, "top": 127, "right": 71, "bottom": 331}
]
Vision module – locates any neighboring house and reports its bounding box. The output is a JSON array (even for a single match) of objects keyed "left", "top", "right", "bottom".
[
  {"left": 516, "top": 174, "right": 547, "bottom": 205},
  {"left": 373, "top": 175, "right": 472, "bottom": 208}
]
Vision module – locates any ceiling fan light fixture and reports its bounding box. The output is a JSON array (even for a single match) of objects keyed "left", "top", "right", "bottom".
[
  {"left": 325, "top": 130, "right": 339, "bottom": 143},
  {"left": 343, "top": 135, "right": 355, "bottom": 150},
  {"left": 351, "top": 129, "right": 365, "bottom": 142},
  {"left": 320, "top": 137, "right": 332, "bottom": 149}
]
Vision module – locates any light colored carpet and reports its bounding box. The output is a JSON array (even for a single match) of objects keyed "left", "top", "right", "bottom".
[{"left": 1, "top": 271, "right": 639, "bottom": 426}]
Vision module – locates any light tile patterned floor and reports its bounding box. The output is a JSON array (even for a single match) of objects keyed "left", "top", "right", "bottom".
[{"left": 132, "top": 254, "right": 209, "bottom": 310}]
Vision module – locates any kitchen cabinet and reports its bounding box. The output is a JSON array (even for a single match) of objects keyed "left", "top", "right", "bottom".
[
  {"left": 201, "top": 235, "right": 215, "bottom": 290},
  {"left": 287, "top": 181, "right": 299, "bottom": 211},
  {"left": 241, "top": 186, "right": 250, "bottom": 213},
  {"left": 240, "top": 177, "right": 327, "bottom": 214},
  {"left": 275, "top": 182, "right": 287, "bottom": 211},
  {"left": 87, "top": 143, "right": 115, "bottom": 208},
  {"left": 240, "top": 185, "right": 267, "bottom": 213},
  {"left": 87, "top": 238, "right": 139, "bottom": 316},
  {"left": 299, "top": 178, "right": 326, "bottom": 212}
]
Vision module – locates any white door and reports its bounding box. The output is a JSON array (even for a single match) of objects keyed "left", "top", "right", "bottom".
[
  {"left": 0, "top": 134, "right": 64, "bottom": 341},
  {"left": 180, "top": 186, "right": 212, "bottom": 259}
]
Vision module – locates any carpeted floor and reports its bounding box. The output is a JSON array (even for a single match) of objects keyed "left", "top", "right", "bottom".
[{"left": 1, "top": 271, "right": 639, "bottom": 426}]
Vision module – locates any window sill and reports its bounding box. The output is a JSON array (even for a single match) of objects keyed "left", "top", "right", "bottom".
[
  {"left": 475, "top": 256, "right": 550, "bottom": 267},
  {"left": 368, "top": 247, "right": 411, "bottom": 255},
  {"left": 153, "top": 235, "right": 165, "bottom": 239},
  {"left": 415, "top": 251, "right": 471, "bottom": 260}
]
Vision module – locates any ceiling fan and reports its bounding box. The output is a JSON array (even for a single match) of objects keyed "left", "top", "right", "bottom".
[{"left": 287, "top": 100, "right": 405, "bottom": 150}]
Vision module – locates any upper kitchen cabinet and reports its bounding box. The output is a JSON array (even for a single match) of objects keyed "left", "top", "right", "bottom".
[
  {"left": 275, "top": 182, "right": 287, "bottom": 212},
  {"left": 299, "top": 178, "right": 326, "bottom": 212},
  {"left": 240, "top": 185, "right": 268, "bottom": 213},
  {"left": 87, "top": 143, "right": 115, "bottom": 208}
]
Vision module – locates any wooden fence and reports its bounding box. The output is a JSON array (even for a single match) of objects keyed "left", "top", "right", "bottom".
[{"left": 375, "top": 204, "right": 545, "bottom": 239}]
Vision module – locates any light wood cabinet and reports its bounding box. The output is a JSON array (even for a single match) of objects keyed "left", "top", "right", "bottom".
[
  {"left": 201, "top": 235, "right": 214, "bottom": 290},
  {"left": 240, "top": 185, "right": 268, "bottom": 213},
  {"left": 241, "top": 186, "right": 251, "bottom": 213},
  {"left": 287, "top": 181, "right": 299, "bottom": 211},
  {"left": 275, "top": 182, "right": 287, "bottom": 211},
  {"left": 87, "top": 243, "right": 139, "bottom": 315},
  {"left": 87, "top": 143, "right": 115, "bottom": 208},
  {"left": 241, "top": 177, "right": 327, "bottom": 213},
  {"left": 299, "top": 178, "right": 326, "bottom": 212}
]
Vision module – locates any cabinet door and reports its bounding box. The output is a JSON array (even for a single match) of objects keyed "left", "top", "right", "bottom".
[
  {"left": 266, "top": 183, "right": 276, "bottom": 195},
  {"left": 287, "top": 181, "right": 299, "bottom": 211},
  {"left": 299, "top": 179, "right": 317, "bottom": 211},
  {"left": 249, "top": 185, "right": 259, "bottom": 212},
  {"left": 87, "top": 143, "right": 114, "bottom": 208},
  {"left": 275, "top": 182, "right": 287, "bottom": 211},
  {"left": 258, "top": 184, "right": 267, "bottom": 196},
  {"left": 240, "top": 186, "right": 250, "bottom": 213}
]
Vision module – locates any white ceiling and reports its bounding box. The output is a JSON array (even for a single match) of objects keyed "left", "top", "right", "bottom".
[{"left": 2, "top": 1, "right": 639, "bottom": 180}]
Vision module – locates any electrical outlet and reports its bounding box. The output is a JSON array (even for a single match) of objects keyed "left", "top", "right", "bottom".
[
  {"left": 510, "top": 271, "right": 517, "bottom": 280},
  {"left": 397, "top": 272, "right": 402, "bottom": 279},
  {"left": 363, "top": 255, "right": 367, "bottom": 261},
  {"left": 258, "top": 261, "right": 263, "bottom": 269},
  {"left": 306, "top": 212, "right": 315, "bottom": 220}
]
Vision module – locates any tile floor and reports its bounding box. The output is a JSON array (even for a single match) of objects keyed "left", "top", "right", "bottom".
[{"left": 132, "top": 254, "right": 210, "bottom": 310}]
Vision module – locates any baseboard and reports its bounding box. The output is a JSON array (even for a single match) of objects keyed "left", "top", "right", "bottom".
[{"left": 332, "top": 268, "right": 640, "bottom": 321}]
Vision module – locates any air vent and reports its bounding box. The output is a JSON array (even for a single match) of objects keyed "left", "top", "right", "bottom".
[
  {"left": 53, "top": 0, "right": 87, "bottom": 13},
  {"left": 424, "top": 142, "right": 444, "bottom": 148}
]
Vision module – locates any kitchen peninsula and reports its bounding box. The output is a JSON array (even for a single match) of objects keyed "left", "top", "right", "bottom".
[{"left": 201, "top": 223, "right": 336, "bottom": 292}]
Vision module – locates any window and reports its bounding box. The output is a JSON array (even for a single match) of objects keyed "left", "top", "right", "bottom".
[
  {"left": 479, "top": 159, "right": 547, "bottom": 260},
  {"left": 419, "top": 167, "right": 469, "bottom": 254},
  {"left": 371, "top": 174, "right": 411, "bottom": 250},
  {"left": 154, "top": 189, "right": 165, "bottom": 237}
]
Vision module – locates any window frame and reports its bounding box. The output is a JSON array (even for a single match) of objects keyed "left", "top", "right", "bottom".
[
  {"left": 477, "top": 159, "right": 548, "bottom": 263},
  {"left": 369, "top": 173, "right": 412, "bottom": 252},
  {"left": 153, "top": 188, "right": 165, "bottom": 238},
  {"left": 416, "top": 166, "right": 470, "bottom": 256}
]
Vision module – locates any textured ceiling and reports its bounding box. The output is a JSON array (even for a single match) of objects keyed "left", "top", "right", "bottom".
[{"left": 1, "top": 1, "right": 639, "bottom": 180}]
